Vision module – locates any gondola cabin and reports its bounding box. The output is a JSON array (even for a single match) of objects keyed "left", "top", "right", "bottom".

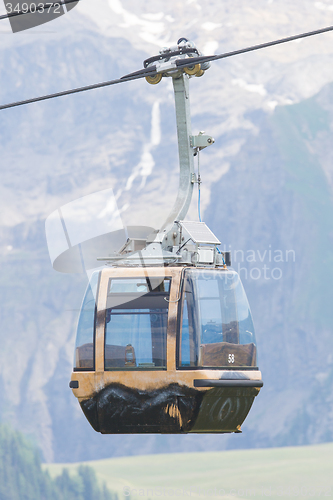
[
  {"left": 70, "top": 262, "right": 262, "bottom": 434},
  {"left": 67, "top": 38, "right": 263, "bottom": 433}
]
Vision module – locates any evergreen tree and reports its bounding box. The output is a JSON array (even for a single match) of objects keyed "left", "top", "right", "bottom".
[{"left": 0, "top": 424, "right": 116, "bottom": 500}]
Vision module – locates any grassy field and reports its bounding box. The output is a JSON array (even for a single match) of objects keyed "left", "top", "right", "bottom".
[{"left": 44, "top": 442, "right": 333, "bottom": 500}]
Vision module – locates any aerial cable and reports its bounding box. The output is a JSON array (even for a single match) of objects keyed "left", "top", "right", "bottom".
[
  {"left": 175, "top": 24, "right": 333, "bottom": 68},
  {"left": 0, "top": 66, "right": 157, "bottom": 111},
  {"left": 0, "top": 0, "right": 80, "bottom": 21},
  {"left": 1, "top": 24, "right": 333, "bottom": 112}
]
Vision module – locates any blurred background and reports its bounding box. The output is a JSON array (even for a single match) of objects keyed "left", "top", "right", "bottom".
[{"left": 0, "top": 0, "right": 333, "bottom": 465}]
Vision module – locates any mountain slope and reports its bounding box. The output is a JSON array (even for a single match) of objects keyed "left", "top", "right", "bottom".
[{"left": 1, "top": 0, "right": 333, "bottom": 462}]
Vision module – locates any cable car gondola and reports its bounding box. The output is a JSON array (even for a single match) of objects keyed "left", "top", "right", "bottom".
[
  {"left": 67, "top": 39, "right": 263, "bottom": 434},
  {"left": 0, "top": 19, "right": 333, "bottom": 433},
  {"left": 2, "top": 19, "right": 333, "bottom": 436},
  {"left": 1, "top": 5, "right": 332, "bottom": 437},
  {"left": 72, "top": 264, "right": 262, "bottom": 434}
]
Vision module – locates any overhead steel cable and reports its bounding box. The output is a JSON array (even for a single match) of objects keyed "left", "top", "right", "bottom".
[
  {"left": 0, "top": 66, "right": 157, "bottom": 111},
  {"left": 0, "top": 0, "right": 80, "bottom": 21},
  {"left": 175, "top": 24, "right": 333, "bottom": 68},
  {"left": 1, "top": 24, "right": 333, "bottom": 112}
]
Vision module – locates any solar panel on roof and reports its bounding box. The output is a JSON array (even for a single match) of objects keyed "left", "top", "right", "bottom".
[{"left": 179, "top": 221, "right": 221, "bottom": 245}]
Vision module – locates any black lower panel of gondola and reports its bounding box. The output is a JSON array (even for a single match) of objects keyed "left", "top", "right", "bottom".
[{"left": 80, "top": 383, "right": 258, "bottom": 434}]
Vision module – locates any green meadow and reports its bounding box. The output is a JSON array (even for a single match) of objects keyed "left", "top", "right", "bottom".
[{"left": 44, "top": 443, "right": 333, "bottom": 500}]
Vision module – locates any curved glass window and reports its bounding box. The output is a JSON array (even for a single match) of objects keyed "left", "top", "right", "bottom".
[
  {"left": 178, "top": 269, "right": 256, "bottom": 368},
  {"left": 74, "top": 272, "right": 100, "bottom": 370},
  {"left": 105, "top": 277, "right": 170, "bottom": 370}
]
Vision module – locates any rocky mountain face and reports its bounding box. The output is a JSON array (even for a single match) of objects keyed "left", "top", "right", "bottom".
[
  {"left": 207, "top": 87, "right": 333, "bottom": 448},
  {"left": 1, "top": 0, "right": 333, "bottom": 462}
]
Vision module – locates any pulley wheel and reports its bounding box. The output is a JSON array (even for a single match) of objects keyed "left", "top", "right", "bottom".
[
  {"left": 145, "top": 74, "right": 163, "bottom": 85},
  {"left": 195, "top": 69, "right": 205, "bottom": 77},
  {"left": 184, "top": 63, "right": 201, "bottom": 76}
]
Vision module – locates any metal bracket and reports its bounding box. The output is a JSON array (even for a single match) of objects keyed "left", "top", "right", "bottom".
[
  {"left": 155, "top": 60, "right": 178, "bottom": 74},
  {"left": 190, "top": 132, "right": 215, "bottom": 150}
]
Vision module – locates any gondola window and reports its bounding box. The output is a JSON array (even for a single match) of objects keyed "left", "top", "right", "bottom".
[
  {"left": 74, "top": 271, "right": 99, "bottom": 370},
  {"left": 104, "top": 277, "right": 170, "bottom": 370},
  {"left": 179, "top": 270, "right": 257, "bottom": 368}
]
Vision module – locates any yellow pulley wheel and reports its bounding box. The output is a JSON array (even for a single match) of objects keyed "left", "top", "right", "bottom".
[
  {"left": 195, "top": 69, "right": 205, "bottom": 77},
  {"left": 184, "top": 63, "right": 201, "bottom": 76},
  {"left": 145, "top": 73, "right": 163, "bottom": 85}
]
